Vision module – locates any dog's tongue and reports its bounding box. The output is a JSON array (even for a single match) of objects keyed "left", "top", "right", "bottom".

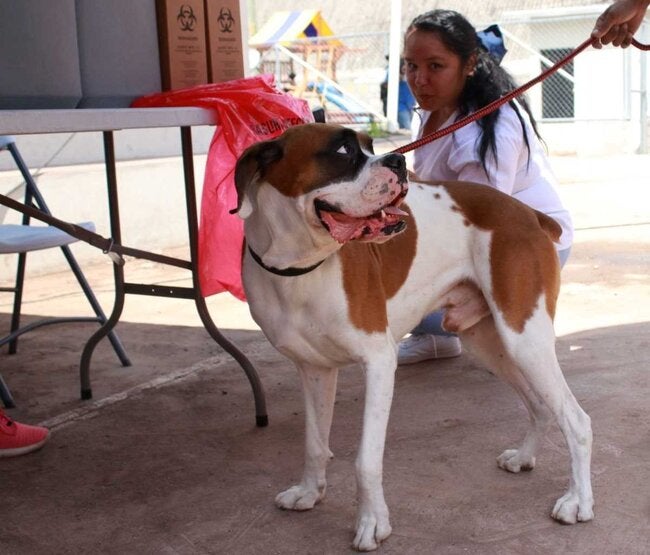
[
  {"left": 320, "top": 210, "right": 401, "bottom": 243},
  {"left": 383, "top": 205, "right": 408, "bottom": 216},
  {"left": 320, "top": 212, "right": 366, "bottom": 242}
]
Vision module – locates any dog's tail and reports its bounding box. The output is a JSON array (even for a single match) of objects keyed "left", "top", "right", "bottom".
[{"left": 535, "top": 211, "right": 563, "bottom": 244}]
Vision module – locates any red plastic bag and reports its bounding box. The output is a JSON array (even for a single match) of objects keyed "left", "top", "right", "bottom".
[{"left": 132, "top": 75, "right": 314, "bottom": 300}]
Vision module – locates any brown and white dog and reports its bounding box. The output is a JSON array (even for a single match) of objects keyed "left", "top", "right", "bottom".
[{"left": 232, "top": 123, "right": 593, "bottom": 551}]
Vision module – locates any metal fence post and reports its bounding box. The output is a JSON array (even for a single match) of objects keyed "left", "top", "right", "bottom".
[{"left": 638, "top": 21, "right": 648, "bottom": 154}]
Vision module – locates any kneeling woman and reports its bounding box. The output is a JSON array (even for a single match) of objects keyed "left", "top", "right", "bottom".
[{"left": 398, "top": 9, "right": 572, "bottom": 364}]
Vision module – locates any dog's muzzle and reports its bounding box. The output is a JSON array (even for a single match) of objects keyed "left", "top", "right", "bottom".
[
  {"left": 315, "top": 154, "right": 409, "bottom": 244},
  {"left": 381, "top": 153, "right": 408, "bottom": 184}
]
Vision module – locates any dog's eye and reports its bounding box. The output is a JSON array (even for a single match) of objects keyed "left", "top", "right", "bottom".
[{"left": 336, "top": 143, "right": 352, "bottom": 155}]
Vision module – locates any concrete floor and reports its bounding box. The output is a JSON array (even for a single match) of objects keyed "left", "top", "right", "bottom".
[{"left": 1, "top": 141, "right": 649, "bottom": 553}]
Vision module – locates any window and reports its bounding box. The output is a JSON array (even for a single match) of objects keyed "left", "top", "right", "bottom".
[{"left": 540, "top": 48, "right": 574, "bottom": 119}]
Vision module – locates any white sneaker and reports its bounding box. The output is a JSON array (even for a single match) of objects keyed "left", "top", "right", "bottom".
[{"left": 397, "top": 334, "right": 462, "bottom": 365}]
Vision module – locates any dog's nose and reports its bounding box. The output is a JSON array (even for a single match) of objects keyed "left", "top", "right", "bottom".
[{"left": 381, "top": 153, "right": 407, "bottom": 181}]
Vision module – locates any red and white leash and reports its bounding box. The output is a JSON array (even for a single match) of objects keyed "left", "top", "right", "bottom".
[{"left": 392, "top": 36, "right": 650, "bottom": 155}]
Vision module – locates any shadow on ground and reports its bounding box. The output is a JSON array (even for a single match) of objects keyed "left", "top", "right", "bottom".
[{"left": 1, "top": 315, "right": 648, "bottom": 553}]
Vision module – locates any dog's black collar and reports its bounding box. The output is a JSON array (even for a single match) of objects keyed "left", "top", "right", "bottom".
[{"left": 247, "top": 245, "right": 325, "bottom": 277}]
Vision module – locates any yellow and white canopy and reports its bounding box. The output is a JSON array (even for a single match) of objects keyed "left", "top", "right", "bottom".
[{"left": 249, "top": 10, "right": 337, "bottom": 47}]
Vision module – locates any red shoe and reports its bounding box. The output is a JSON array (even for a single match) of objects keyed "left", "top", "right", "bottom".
[{"left": 0, "top": 409, "right": 50, "bottom": 458}]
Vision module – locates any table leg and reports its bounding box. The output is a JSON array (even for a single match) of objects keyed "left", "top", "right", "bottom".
[
  {"left": 79, "top": 128, "right": 268, "bottom": 428},
  {"left": 0, "top": 372, "right": 16, "bottom": 408},
  {"left": 79, "top": 131, "right": 127, "bottom": 399},
  {"left": 180, "top": 127, "right": 268, "bottom": 427}
]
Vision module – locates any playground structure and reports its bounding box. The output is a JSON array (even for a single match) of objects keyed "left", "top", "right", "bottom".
[{"left": 249, "top": 10, "right": 386, "bottom": 127}]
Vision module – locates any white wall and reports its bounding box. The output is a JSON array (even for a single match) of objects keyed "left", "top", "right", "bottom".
[
  {"left": 499, "top": 9, "right": 649, "bottom": 155},
  {"left": 0, "top": 140, "right": 210, "bottom": 279},
  {"left": 0, "top": 127, "right": 215, "bottom": 171}
]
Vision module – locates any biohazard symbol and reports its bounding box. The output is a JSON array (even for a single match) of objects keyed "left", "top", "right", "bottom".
[
  {"left": 177, "top": 5, "right": 198, "bottom": 32},
  {"left": 217, "top": 7, "right": 235, "bottom": 33}
]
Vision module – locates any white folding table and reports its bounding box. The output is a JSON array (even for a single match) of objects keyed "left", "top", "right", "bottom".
[{"left": 0, "top": 108, "right": 268, "bottom": 426}]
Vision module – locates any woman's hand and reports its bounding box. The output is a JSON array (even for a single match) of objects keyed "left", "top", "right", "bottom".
[{"left": 591, "top": 0, "right": 650, "bottom": 48}]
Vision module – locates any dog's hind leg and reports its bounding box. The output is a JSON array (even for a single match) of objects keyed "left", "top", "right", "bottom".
[
  {"left": 485, "top": 305, "right": 593, "bottom": 524},
  {"left": 459, "top": 316, "right": 553, "bottom": 473},
  {"left": 276, "top": 364, "right": 338, "bottom": 511}
]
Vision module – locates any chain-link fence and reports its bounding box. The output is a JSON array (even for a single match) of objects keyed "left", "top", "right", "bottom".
[
  {"left": 495, "top": 12, "right": 628, "bottom": 122},
  {"left": 494, "top": 12, "right": 648, "bottom": 153}
]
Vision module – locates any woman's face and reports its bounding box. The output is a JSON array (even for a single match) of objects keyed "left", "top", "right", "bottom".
[{"left": 403, "top": 28, "right": 475, "bottom": 114}]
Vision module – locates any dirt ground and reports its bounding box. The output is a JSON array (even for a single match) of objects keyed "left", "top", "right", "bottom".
[{"left": 1, "top": 144, "right": 649, "bottom": 553}]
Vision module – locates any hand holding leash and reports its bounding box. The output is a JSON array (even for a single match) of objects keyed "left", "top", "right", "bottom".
[{"left": 592, "top": 0, "right": 650, "bottom": 49}]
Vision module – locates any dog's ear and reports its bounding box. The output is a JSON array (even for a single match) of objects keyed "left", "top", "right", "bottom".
[
  {"left": 358, "top": 131, "right": 375, "bottom": 155},
  {"left": 231, "top": 139, "right": 284, "bottom": 218}
]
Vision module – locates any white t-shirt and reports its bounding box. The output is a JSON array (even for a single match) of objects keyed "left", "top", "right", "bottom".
[{"left": 411, "top": 102, "right": 573, "bottom": 250}]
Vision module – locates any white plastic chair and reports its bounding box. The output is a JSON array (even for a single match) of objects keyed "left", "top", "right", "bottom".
[{"left": 0, "top": 136, "right": 130, "bottom": 407}]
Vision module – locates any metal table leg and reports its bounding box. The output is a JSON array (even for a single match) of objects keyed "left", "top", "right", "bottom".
[
  {"left": 80, "top": 131, "right": 127, "bottom": 399},
  {"left": 180, "top": 127, "right": 268, "bottom": 427},
  {"left": 79, "top": 128, "right": 268, "bottom": 427},
  {"left": 0, "top": 373, "right": 16, "bottom": 408}
]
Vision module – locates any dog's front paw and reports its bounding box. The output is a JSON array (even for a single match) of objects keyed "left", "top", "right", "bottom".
[
  {"left": 497, "top": 449, "right": 536, "bottom": 473},
  {"left": 275, "top": 484, "right": 324, "bottom": 511},
  {"left": 551, "top": 491, "right": 594, "bottom": 524},
  {"left": 352, "top": 506, "right": 391, "bottom": 551}
]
